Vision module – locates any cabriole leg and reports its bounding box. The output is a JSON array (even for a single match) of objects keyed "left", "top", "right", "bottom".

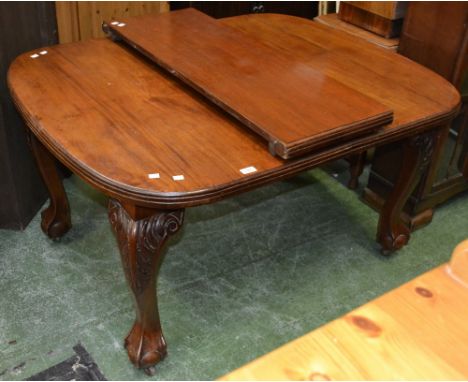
[
  {"left": 29, "top": 133, "right": 71, "bottom": 239},
  {"left": 108, "top": 199, "right": 184, "bottom": 374},
  {"left": 377, "top": 132, "right": 436, "bottom": 254}
]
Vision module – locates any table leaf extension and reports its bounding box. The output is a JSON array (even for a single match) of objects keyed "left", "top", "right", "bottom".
[{"left": 104, "top": 8, "right": 393, "bottom": 159}]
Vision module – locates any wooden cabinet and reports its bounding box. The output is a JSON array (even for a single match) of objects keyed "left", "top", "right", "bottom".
[
  {"left": 314, "top": 12, "right": 399, "bottom": 51},
  {"left": 338, "top": 1, "right": 407, "bottom": 38},
  {"left": 398, "top": 2, "right": 467, "bottom": 87},
  {"left": 364, "top": 2, "right": 468, "bottom": 230},
  {"left": 0, "top": 2, "right": 59, "bottom": 230}
]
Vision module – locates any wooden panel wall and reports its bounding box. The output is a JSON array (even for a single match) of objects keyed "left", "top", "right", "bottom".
[{"left": 55, "top": 1, "right": 169, "bottom": 43}]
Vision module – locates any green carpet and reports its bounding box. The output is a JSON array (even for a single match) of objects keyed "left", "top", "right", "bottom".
[{"left": 1, "top": 167, "right": 467, "bottom": 380}]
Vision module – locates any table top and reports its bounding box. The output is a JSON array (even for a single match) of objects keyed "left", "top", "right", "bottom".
[
  {"left": 107, "top": 9, "right": 393, "bottom": 159},
  {"left": 8, "top": 13, "right": 460, "bottom": 208},
  {"left": 220, "top": 240, "right": 468, "bottom": 380}
]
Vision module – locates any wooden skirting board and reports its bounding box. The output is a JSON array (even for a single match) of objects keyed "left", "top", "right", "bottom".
[{"left": 220, "top": 240, "right": 468, "bottom": 380}]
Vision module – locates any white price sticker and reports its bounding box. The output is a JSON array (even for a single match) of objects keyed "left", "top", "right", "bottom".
[{"left": 240, "top": 166, "right": 257, "bottom": 175}]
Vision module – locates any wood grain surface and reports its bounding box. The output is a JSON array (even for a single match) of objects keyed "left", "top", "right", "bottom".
[
  {"left": 55, "top": 1, "right": 169, "bottom": 43},
  {"left": 106, "top": 8, "right": 393, "bottom": 159},
  {"left": 55, "top": 2, "right": 81, "bottom": 43},
  {"left": 220, "top": 241, "right": 468, "bottom": 380},
  {"left": 8, "top": 13, "right": 460, "bottom": 208}
]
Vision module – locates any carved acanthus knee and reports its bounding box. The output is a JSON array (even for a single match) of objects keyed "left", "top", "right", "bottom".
[{"left": 108, "top": 199, "right": 184, "bottom": 371}]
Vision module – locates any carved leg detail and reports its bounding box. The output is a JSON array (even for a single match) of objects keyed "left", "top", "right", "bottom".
[
  {"left": 108, "top": 199, "right": 184, "bottom": 372},
  {"left": 377, "top": 132, "right": 436, "bottom": 254},
  {"left": 29, "top": 133, "right": 71, "bottom": 239}
]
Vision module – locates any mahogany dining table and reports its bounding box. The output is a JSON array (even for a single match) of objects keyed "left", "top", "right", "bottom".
[{"left": 8, "top": 9, "right": 460, "bottom": 374}]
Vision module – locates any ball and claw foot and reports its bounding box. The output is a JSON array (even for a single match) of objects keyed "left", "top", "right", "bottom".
[
  {"left": 380, "top": 232, "right": 409, "bottom": 256},
  {"left": 124, "top": 321, "right": 167, "bottom": 372},
  {"left": 41, "top": 207, "right": 71, "bottom": 240}
]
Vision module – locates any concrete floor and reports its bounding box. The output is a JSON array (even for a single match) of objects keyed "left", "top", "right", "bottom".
[{"left": 1, "top": 167, "right": 467, "bottom": 380}]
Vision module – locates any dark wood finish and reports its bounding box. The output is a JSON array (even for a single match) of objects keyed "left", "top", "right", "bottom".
[
  {"left": 313, "top": 11, "right": 400, "bottom": 190},
  {"left": 338, "top": 2, "right": 404, "bottom": 38},
  {"left": 364, "top": 126, "right": 449, "bottom": 230},
  {"left": 29, "top": 132, "right": 71, "bottom": 240},
  {"left": 364, "top": 2, "right": 468, "bottom": 229},
  {"left": 9, "top": 13, "right": 459, "bottom": 372},
  {"left": 0, "top": 1, "right": 57, "bottom": 230},
  {"left": 377, "top": 131, "right": 436, "bottom": 253},
  {"left": 9, "top": 14, "right": 459, "bottom": 208},
  {"left": 105, "top": 9, "right": 393, "bottom": 159},
  {"left": 398, "top": 2, "right": 467, "bottom": 87},
  {"left": 108, "top": 199, "right": 184, "bottom": 374},
  {"left": 347, "top": 152, "right": 366, "bottom": 190},
  {"left": 170, "top": 2, "right": 318, "bottom": 20}
]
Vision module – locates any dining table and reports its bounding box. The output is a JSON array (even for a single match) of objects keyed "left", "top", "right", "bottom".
[{"left": 8, "top": 9, "right": 460, "bottom": 374}]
